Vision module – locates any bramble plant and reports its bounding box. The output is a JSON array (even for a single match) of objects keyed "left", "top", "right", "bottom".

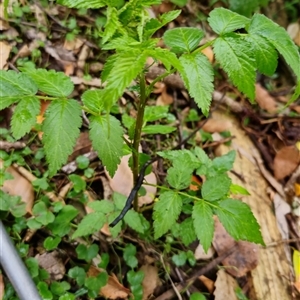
[{"left": 1, "top": 0, "right": 300, "bottom": 260}]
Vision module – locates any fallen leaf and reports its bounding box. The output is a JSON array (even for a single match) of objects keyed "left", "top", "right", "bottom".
[
  {"left": 213, "top": 218, "right": 259, "bottom": 278},
  {"left": 63, "top": 38, "right": 84, "bottom": 51},
  {"left": 199, "top": 275, "right": 214, "bottom": 293},
  {"left": 88, "top": 265, "right": 130, "bottom": 299},
  {"left": 154, "top": 82, "right": 174, "bottom": 106},
  {"left": 0, "top": 41, "right": 12, "bottom": 69},
  {"left": 287, "top": 22, "right": 300, "bottom": 46},
  {"left": 0, "top": 162, "right": 34, "bottom": 214},
  {"left": 293, "top": 249, "right": 300, "bottom": 293},
  {"left": 36, "top": 251, "right": 65, "bottom": 280},
  {"left": 213, "top": 269, "right": 238, "bottom": 300},
  {"left": 255, "top": 83, "right": 278, "bottom": 113},
  {"left": 201, "top": 46, "right": 214, "bottom": 63},
  {"left": 201, "top": 118, "right": 232, "bottom": 133},
  {"left": 0, "top": 273, "right": 4, "bottom": 300},
  {"left": 140, "top": 264, "right": 160, "bottom": 300},
  {"left": 194, "top": 243, "right": 214, "bottom": 260},
  {"left": 274, "top": 145, "right": 300, "bottom": 180},
  {"left": 274, "top": 193, "right": 291, "bottom": 240},
  {"left": 0, "top": 3, "right": 10, "bottom": 30}
]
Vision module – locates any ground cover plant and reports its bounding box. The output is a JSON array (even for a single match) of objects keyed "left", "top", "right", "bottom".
[{"left": 0, "top": 0, "right": 300, "bottom": 299}]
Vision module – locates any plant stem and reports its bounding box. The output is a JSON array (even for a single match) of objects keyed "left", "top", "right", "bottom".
[{"left": 132, "top": 73, "right": 147, "bottom": 211}]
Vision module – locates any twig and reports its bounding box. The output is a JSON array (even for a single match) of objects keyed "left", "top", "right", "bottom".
[{"left": 0, "top": 141, "right": 26, "bottom": 151}]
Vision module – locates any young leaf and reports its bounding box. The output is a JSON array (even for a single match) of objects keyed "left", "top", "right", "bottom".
[
  {"left": 249, "top": 14, "right": 300, "bottom": 80},
  {"left": 153, "top": 191, "right": 182, "bottom": 239},
  {"left": 215, "top": 198, "right": 264, "bottom": 245},
  {"left": 142, "top": 124, "right": 176, "bottom": 134},
  {"left": 228, "top": 0, "right": 260, "bottom": 17},
  {"left": 0, "top": 70, "right": 37, "bottom": 109},
  {"left": 202, "top": 174, "right": 231, "bottom": 201},
  {"left": 89, "top": 115, "right": 123, "bottom": 177},
  {"left": 57, "top": 0, "right": 106, "bottom": 8},
  {"left": 104, "top": 50, "right": 148, "bottom": 103},
  {"left": 144, "top": 105, "right": 169, "bottom": 122},
  {"left": 42, "top": 99, "right": 82, "bottom": 176},
  {"left": 179, "top": 52, "right": 214, "bottom": 116},
  {"left": 72, "top": 212, "right": 106, "bottom": 238},
  {"left": 213, "top": 34, "right": 256, "bottom": 101},
  {"left": 245, "top": 34, "right": 278, "bottom": 76},
  {"left": 179, "top": 217, "right": 197, "bottom": 246},
  {"left": 102, "top": 7, "right": 120, "bottom": 44},
  {"left": 166, "top": 166, "right": 193, "bottom": 190},
  {"left": 146, "top": 48, "right": 182, "bottom": 71},
  {"left": 11, "top": 96, "right": 40, "bottom": 139},
  {"left": 21, "top": 68, "right": 74, "bottom": 97},
  {"left": 192, "top": 201, "right": 214, "bottom": 252},
  {"left": 88, "top": 200, "right": 115, "bottom": 214},
  {"left": 143, "top": 10, "right": 181, "bottom": 39},
  {"left": 82, "top": 89, "right": 104, "bottom": 114},
  {"left": 208, "top": 7, "right": 250, "bottom": 34},
  {"left": 163, "top": 27, "right": 204, "bottom": 54},
  {"left": 211, "top": 150, "right": 236, "bottom": 173}
]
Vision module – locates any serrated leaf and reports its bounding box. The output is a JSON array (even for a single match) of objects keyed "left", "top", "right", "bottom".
[
  {"left": 167, "top": 166, "right": 193, "bottom": 190},
  {"left": 124, "top": 210, "right": 145, "bottom": 233},
  {"left": 153, "top": 191, "right": 182, "bottom": 239},
  {"left": 211, "top": 150, "right": 236, "bottom": 173},
  {"left": 142, "top": 124, "right": 176, "bottom": 134},
  {"left": 144, "top": 105, "right": 169, "bottom": 122},
  {"left": 21, "top": 68, "right": 74, "bottom": 97},
  {"left": 11, "top": 96, "right": 40, "bottom": 139},
  {"left": 249, "top": 14, "right": 300, "bottom": 80},
  {"left": 245, "top": 34, "right": 278, "bottom": 76},
  {"left": 89, "top": 115, "right": 123, "bottom": 177},
  {"left": 179, "top": 53, "right": 214, "bottom": 116},
  {"left": 42, "top": 99, "right": 82, "bottom": 176},
  {"left": 102, "top": 36, "right": 139, "bottom": 51},
  {"left": 0, "top": 70, "right": 37, "bottom": 109},
  {"left": 230, "top": 184, "right": 250, "bottom": 195},
  {"left": 57, "top": 0, "right": 106, "bottom": 8},
  {"left": 146, "top": 48, "right": 182, "bottom": 71},
  {"left": 192, "top": 201, "right": 214, "bottom": 252},
  {"left": 81, "top": 89, "right": 105, "bottom": 114},
  {"left": 88, "top": 200, "right": 115, "bottom": 214},
  {"left": 208, "top": 7, "right": 250, "bottom": 35},
  {"left": 102, "top": 7, "right": 119, "bottom": 44},
  {"left": 143, "top": 10, "right": 181, "bottom": 39},
  {"left": 72, "top": 212, "right": 106, "bottom": 238},
  {"left": 229, "top": 0, "right": 259, "bottom": 17},
  {"left": 215, "top": 198, "right": 264, "bottom": 245},
  {"left": 104, "top": 50, "right": 148, "bottom": 103},
  {"left": 163, "top": 27, "right": 204, "bottom": 54},
  {"left": 202, "top": 174, "right": 231, "bottom": 201},
  {"left": 179, "top": 218, "right": 197, "bottom": 246},
  {"left": 213, "top": 34, "right": 256, "bottom": 101}
]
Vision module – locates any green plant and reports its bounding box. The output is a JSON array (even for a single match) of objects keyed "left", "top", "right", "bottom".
[{"left": 1, "top": 0, "right": 300, "bottom": 297}]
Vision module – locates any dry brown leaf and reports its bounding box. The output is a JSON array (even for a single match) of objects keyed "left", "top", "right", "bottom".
[
  {"left": 201, "top": 46, "right": 214, "bottom": 63},
  {"left": 213, "top": 218, "right": 259, "bottom": 278},
  {"left": 194, "top": 243, "right": 214, "bottom": 260},
  {"left": 274, "top": 145, "right": 300, "bottom": 180},
  {"left": 255, "top": 83, "right": 278, "bottom": 113},
  {"left": 0, "top": 41, "right": 12, "bottom": 70},
  {"left": 0, "top": 162, "right": 34, "bottom": 214},
  {"left": 106, "top": 153, "right": 157, "bottom": 207},
  {"left": 287, "top": 22, "right": 300, "bottom": 46},
  {"left": 63, "top": 38, "right": 84, "bottom": 51},
  {"left": 88, "top": 266, "right": 130, "bottom": 299},
  {"left": 213, "top": 269, "right": 238, "bottom": 300},
  {"left": 140, "top": 265, "right": 160, "bottom": 300},
  {"left": 201, "top": 118, "right": 232, "bottom": 133},
  {"left": 0, "top": 4, "right": 10, "bottom": 30},
  {"left": 154, "top": 82, "right": 173, "bottom": 105},
  {"left": 36, "top": 251, "right": 65, "bottom": 280},
  {"left": 199, "top": 275, "right": 214, "bottom": 293},
  {"left": 0, "top": 273, "right": 4, "bottom": 300}
]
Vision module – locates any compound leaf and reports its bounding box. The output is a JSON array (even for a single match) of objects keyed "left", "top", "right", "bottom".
[
  {"left": 228, "top": 0, "right": 259, "bottom": 17},
  {"left": 163, "top": 27, "right": 204, "bottom": 54},
  {"left": 213, "top": 34, "right": 256, "bottom": 101},
  {"left": 202, "top": 174, "right": 231, "bottom": 201},
  {"left": 0, "top": 70, "right": 37, "bottom": 109},
  {"left": 57, "top": 0, "right": 106, "bottom": 8},
  {"left": 245, "top": 35, "right": 277, "bottom": 76},
  {"left": 124, "top": 210, "right": 145, "bottom": 233},
  {"left": 249, "top": 14, "right": 300, "bottom": 80},
  {"left": 167, "top": 166, "right": 193, "bottom": 190},
  {"left": 21, "top": 68, "right": 74, "bottom": 97},
  {"left": 102, "top": 7, "right": 119, "bottom": 44},
  {"left": 72, "top": 212, "right": 106, "bottom": 238},
  {"left": 142, "top": 124, "right": 176, "bottom": 135},
  {"left": 215, "top": 198, "right": 264, "bottom": 245},
  {"left": 192, "top": 201, "right": 214, "bottom": 252},
  {"left": 42, "top": 99, "right": 82, "bottom": 176},
  {"left": 153, "top": 191, "right": 182, "bottom": 239},
  {"left": 11, "top": 96, "right": 40, "bottom": 139},
  {"left": 82, "top": 89, "right": 104, "bottom": 114},
  {"left": 89, "top": 115, "right": 123, "bottom": 177},
  {"left": 208, "top": 7, "right": 250, "bottom": 35},
  {"left": 179, "top": 52, "right": 214, "bottom": 116},
  {"left": 146, "top": 48, "right": 182, "bottom": 71}
]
